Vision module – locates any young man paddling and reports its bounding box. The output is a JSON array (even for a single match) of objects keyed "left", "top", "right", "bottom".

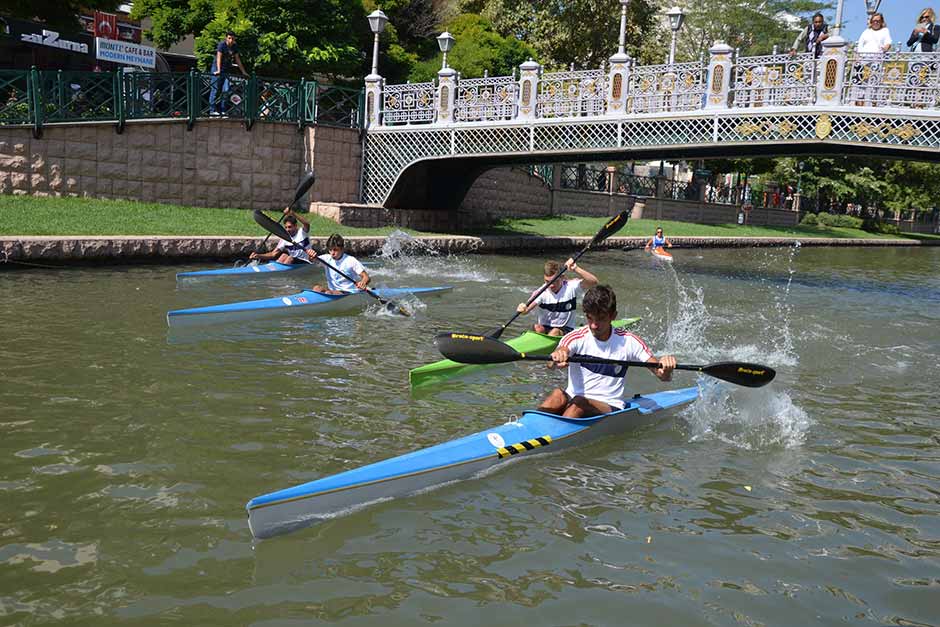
[
  {"left": 516, "top": 258, "right": 599, "bottom": 336},
  {"left": 539, "top": 285, "right": 676, "bottom": 419},
  {"left": 250, "top": 209, "right": 311, "bottom": 264},
  {"left": 307, "top": 234, "right": 370, "bottom": 294}
]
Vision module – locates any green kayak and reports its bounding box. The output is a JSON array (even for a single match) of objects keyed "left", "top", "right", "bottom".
[{"left": 409, "top": 317, "right": 640, "bottom": 388}]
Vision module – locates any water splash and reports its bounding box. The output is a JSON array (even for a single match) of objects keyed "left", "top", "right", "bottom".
[
  {"left": 652, "top": 246, "right": 810, "bottom": 450},
  {"left": 370, "top": 230, "right": 494, "bottom": 283}
]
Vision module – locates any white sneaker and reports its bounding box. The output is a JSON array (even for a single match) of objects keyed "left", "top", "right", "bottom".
[{"left": 210, "top": 111, "right": 221, "bottom": 117}]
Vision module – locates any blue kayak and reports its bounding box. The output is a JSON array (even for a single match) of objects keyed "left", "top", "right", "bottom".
[
  {"left": 247, "top": 387, "right": 699, "bottom": 539},
  {"left": 166, "top": 286, "right": 453, "bottom": 327},
  {"left": 176, "top": 261, "right": 313, "bottom": 280}
]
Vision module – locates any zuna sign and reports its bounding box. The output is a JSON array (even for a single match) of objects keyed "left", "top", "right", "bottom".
[{"left": 21, "top": 30, "right": 89, "bottom": 54}]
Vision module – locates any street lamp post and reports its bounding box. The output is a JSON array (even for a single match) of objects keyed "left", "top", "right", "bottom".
[
  {"left": 666, "top": 6, "right": 685, "bottom": 65},
  {"left": 367, "top": 9, "right": 388, "bottom": 78},
  {"left": 436, "top": 31, "right": 455, "bottom": 69},
  {"left": 617, "top": 0, "right": 630, "bottom": 56}
]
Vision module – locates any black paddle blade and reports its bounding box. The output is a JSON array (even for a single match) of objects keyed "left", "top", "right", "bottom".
[
  {"left": 590, "top": 210, "right": 630, "bottom": 245},
  {"left": 292, "top": 171, "right": 316, "bottom": 205},
  {"left": 434, "top": 332, "right": 521, "bottom": 364},
  {"left": 700, "top": 362, "right": 776, "bottom": 388},
  {"left": 253, "top": 210, "right": 292, "bottom": 242}
]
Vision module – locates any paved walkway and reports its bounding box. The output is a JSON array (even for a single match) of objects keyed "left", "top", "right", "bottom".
[{"left": 1, "top": 235, "right": 936, "bottom": 265}]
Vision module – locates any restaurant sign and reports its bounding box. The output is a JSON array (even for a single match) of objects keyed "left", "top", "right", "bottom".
[
  {"left": 21, "top": 29, "right": 89, "bottom": 54},
  {"left": 95, "top": 37, "right": 156, "bottom": 69}
]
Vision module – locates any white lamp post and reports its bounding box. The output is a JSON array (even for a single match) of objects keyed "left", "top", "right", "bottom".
[
  {"left": 666, "top": 6, "right": 685, "bottom": 65},
  {"left": 617, "top": 0, "right": 631, "bottom": 55},
  {"left": 367, "top": 9, "right": 388, "bottom": 78},
  {"left": 437, "top": 31, "right": 455, "bottom": 69}
]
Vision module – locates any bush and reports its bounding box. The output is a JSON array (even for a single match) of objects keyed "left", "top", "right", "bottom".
[
  {"left": 862, "top": 219, "right": 901, "bottom": 235},
  {"left": 800, "top": 213, "right": 818, "bottom": 226},
  {"left": 816, "top": 213, "right": 863, "bottom": 228}
]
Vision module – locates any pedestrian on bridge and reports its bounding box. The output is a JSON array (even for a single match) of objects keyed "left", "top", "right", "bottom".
[
  {"left": 210, "top": 31, "right": 249, "bottom": 117},
  {"left": 790, "top": 12, "right": 829, "bottom": 58},
  {"left": 907, "top": 9, "right": 939, "bottom": 52}
]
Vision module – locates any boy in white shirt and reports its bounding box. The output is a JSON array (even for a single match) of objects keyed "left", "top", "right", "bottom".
[
  {"left": 538, "top": 285, "right": 676, "bottom": 418},
  {"left": 250, "top": 209, "right": 311, "bottom": 264},
  {"left": 516, "top": 258, "right": 599, "bottom": 336},
  {"left": 307, "top": 234, "right": 370, "bottom": 294}
]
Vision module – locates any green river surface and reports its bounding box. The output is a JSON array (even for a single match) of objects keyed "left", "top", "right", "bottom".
[{"left": 1, "top": 240, "right": 939, "bottom": 626}]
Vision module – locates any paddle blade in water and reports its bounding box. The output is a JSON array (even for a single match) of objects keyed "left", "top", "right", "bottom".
[
  {"left": 434, "top": 333, "right": 521, "bottom": 364},
  {"left": 699, "top": 362, "right": 776, "bottom": 387}
]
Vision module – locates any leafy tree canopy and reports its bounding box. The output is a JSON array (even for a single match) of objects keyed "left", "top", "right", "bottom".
[{"left": 408, "top": 13, "right": 535, "bottom": 82}]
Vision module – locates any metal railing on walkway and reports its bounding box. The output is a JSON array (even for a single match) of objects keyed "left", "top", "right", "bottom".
[{"left": 0, "top": 68, "right": 365, "bottom": 137}]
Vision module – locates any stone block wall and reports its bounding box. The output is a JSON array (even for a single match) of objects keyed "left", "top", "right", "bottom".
[
  {"left": 304, "top": 126, "right": 362, "bottom": 204},
  {"left": 310, "top": 202, "right": 456, "bottom": 232},
  {"left": 0, "top": 119, "right": 308, "bottom": 209},
  {"left": 640, "top": 198, "right": 800, "bottom": 227},
  {"left": 458, "top": 167, "right": 552, "bottom": 225}
]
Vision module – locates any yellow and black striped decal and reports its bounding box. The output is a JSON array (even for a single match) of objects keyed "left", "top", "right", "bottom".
[{"left": 496, "top": 435, "right": 552, "bottom": 459}]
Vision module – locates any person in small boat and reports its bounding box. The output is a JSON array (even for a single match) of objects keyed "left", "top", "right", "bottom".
[
  {"left": 538, "top": 285, "right": 676, "bottom": 419},
  {"left": 308, "top": 234, "right": 370, "bottom": 294},
  {"left": 515, "top": 258, "right": 599, "bottom": 337},
  {"left": 644, "top": 226, "right": 672, "bottom": 253},
  {"left": 250, "top": 209, "right": 311, "bottom": 264}
]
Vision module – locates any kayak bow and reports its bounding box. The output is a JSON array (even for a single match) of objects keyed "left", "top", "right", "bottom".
[
  {"left": 246, "top": 386, "right": 698, "bottom": 539},
  {"left": 176, "top": 261, "right": 314, "bottom": 280},
  {"left": 166, "top": 286, "right": 452, "bottom": 328},
  {"left": 409, "top": 317, "right": 641, "bottom": 388}
]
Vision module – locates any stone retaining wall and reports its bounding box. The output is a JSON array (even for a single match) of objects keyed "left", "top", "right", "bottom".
[
  {"left": 2, "top": 235, "right": 934, "bottom": 265},
  {"left": 638, "top": 198, "right": 800, "bottom": 227}
]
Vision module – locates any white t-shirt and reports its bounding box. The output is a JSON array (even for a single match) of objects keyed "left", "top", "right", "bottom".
[
  {"left": 275, "top": 227, "right": 310, "bottom": 259},
  {"left": 533, "top": 278, "right": 581, "bottom": 329},
  {"left": 560, "top": 326, "right": 654, "bottom": 410},
  {"left": 857, "top": 27, "right": 892, "bottom": 53},
  {"left": 317, "top": 252, "right": 365, "bottom": 292}
]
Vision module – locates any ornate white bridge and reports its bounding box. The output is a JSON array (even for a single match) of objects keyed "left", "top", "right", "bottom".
[{"left": 361, "top": 38, "right": 940, "bottom": 209}]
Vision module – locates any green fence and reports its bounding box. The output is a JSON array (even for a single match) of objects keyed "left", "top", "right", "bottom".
[{"left": 0, "top": 68, "right": 364, "bottom": 137}]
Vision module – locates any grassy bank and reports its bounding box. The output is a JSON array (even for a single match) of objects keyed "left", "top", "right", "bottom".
[{"left": 1, "top": 195, "right": 936, "bottom": 240}]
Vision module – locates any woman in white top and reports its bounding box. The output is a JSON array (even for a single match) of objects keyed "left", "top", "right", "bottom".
[{"left": 857, "top": 13, "right": 892, "bottom": 53}]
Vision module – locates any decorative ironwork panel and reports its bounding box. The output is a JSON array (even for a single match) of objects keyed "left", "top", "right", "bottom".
[
  {"left": 843, "top": 52, "right": 940, "bottom": 109},
  {"left": 826, "top": 113, "right": 940, "bottom": 148},
  {"left": 38, "top": 71, "right": 116, "bottom": 122},
  {"left": 731, "top": 53, "right": 816, "bottom": 108},
  {"left": 195, "top": 71, "right": 248, "bottom": 118},
  {"left": 382, "top": 82, "right": 436, "bottom": 125},
  {"left": 628, "top": 62, "right": 706, "bottom": 113},
  {"left": 456, "top": 75, "right": 518, "bottom": 122},
  {"left": 361, "top": 129, "right": 450, "bottom": 204},
  {"left": 622, "top": 117, "right": 712, "bottom": 147},
  {"left": 312, "top": 84, "right": 362, "bottom": 127},
  {"left": 123, "top": 72, "right": 189, "bottom": 120},
  {"left": 664, "top": 179, "right": 698, "bottom": 200},
  {"left": 528, "top": 164, "right": 554, "bottom": 185},
  {"left": 537, "top": 69, "right": 607, "bottom": 118},
  {"left": 0, "top": 70, "right": 31, "bottom": 125},
  {"left": 533, "top": 122, "right": 618, "bottom": 150},
  {"left": 615, "top": 172, "right": 657, "bottom": 196},
  {"left": 559, "top": 164, "right": 607, "bottom": 191},
  {"left": 454, "top": 126, "right": 529, "bottom": 154},
  {"left": 716, "top": 114, "right": 816, "bottom": 143},
  {"left": 254, "top": 76, "right": 299, "bottom": 122}
]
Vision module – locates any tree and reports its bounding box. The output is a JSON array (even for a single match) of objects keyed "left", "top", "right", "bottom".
[
  {"left": 675, "top": 0, "right": 832, "bottom": 62},
  {"left": 5, "top": 0, "right": 121, "bottom": 33},
  {"left": 408, "top": 13, "right": 535, "bottom": 82},
  {"left": 460, "top": 0, "right": 664, "bottom": 70}
]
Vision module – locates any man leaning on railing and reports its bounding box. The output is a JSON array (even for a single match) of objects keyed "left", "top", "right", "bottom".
[{"left": 210, "top": 31, "right": 249, "bottom": 117}]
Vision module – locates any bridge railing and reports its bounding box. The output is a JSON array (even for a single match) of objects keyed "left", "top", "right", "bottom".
[
  {"left": 0, "top": 68, "right": 364, "bottom": 137},
  {"left": 456, "top": 74, "right": 518, "bottom": 122},
  {"left": 370, "top": 42, "right": 940, "bottom": 129},
  {"left": 843, "top": 52, "right": 940, "bottom": 109},
  {"left": 628, "top": 61, "right": 706, "bottom": 114},
  {"left": 730, "top": 52, "right": 816, "bottom": 108}
]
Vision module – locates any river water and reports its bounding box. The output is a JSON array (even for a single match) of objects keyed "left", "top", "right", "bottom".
[{"left": 1, "top": 242, "right": 938, "bottom": 625}]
